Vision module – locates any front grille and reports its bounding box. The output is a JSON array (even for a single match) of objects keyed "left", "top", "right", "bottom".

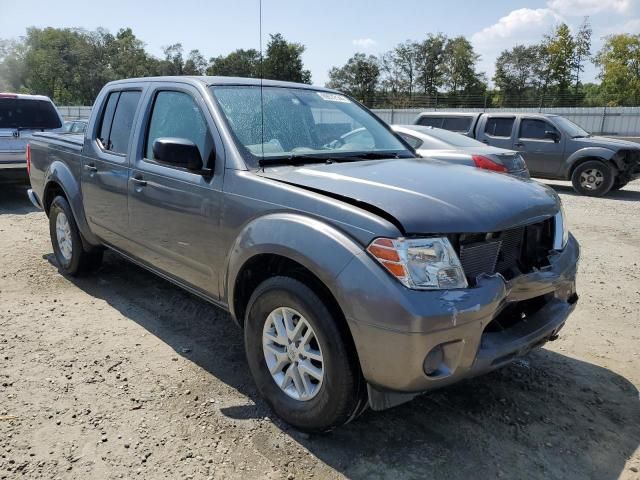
[{"left": 454, "top": 219, "right": 553, "bottom": 284}]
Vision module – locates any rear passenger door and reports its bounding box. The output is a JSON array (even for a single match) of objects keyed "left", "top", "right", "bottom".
[
  {"left": 82, "top": 87, "right": 143, "bottom": 249},
  {"left": 513, "top": 118, "right": 565, "bottom": 177},
  {"left": 126, "top": 84, "right": 224, "bottom": 299},
  {"left": 476, "top": 116, "right": 516, "bottom": 150}
]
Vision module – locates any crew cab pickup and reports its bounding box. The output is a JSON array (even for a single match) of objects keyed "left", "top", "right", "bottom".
[
  {"left": 27, "top": 77, "right": 579, "bottom": 432},
  {"left": 415, "top": 111, "right": 640, "bottom": 196}
]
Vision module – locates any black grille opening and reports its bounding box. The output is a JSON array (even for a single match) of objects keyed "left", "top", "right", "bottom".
[
  {"left": 484, "top": 295, "right": 549, "bottom": 333},
  {"left": 452, "top": 218, "right": 554, "bottom": 285}
]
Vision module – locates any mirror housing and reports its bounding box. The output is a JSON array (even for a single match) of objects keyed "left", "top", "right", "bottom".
[
  {"left": 152, "top": 137, "right": 204, "bottom": 171},
  {"left": 545, "top": 130, "right": 560, "bottom": 143}
]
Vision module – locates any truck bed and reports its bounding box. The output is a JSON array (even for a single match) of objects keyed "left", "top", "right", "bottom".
[{"left": 31, "top": 132, "right": 84, "bottom": 152}]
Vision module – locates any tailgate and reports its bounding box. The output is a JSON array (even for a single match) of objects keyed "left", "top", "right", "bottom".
[{"left": 0, "top": 129, "right": 27, "bottom": 153}]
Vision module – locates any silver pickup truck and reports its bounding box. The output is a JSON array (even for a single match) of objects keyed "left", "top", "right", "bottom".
[
  {"left": 27, "top": 76, "right": 579, "bottom": 432},
  {"left": 0, "top": 93, "right": 63, "bottom": 180},
  {"left": 415, "top": 111, "right": 640, "bottom": 196}
]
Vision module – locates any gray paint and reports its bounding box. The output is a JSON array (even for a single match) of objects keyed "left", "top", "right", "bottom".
[{"left": 27, "top": 76, "right": 579, "bottom": 408}]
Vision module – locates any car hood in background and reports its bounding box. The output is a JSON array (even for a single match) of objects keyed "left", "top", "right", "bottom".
[
  {"left": 259, "top": 158, "right": 558, "bottom": 234},
  {"left": 575, "top": 136, "right": 640, "bottom": 150}
]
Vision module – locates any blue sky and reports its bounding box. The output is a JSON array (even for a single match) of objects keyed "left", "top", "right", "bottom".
[{"left": 1, "top": 0, "right": 638, "bottom": 86}]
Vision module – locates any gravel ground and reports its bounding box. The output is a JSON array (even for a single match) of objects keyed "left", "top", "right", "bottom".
[{"left": 1, "top": 179, "right": 639, "bottom": 480}]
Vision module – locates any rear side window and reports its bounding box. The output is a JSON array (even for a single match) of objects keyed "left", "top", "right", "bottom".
[
  {"left": 416, "top": 116, "right": 443, "bottom": 128},
  {"left": 520, "top": 119, "right": 559, "bottom": 140},
  {"left": 0, "top": 98, "right": 61, "bottom": 129},
  {"left": 442, "top": 117, "right": 472, "bottom": 132},
  {"left": 108, "top": 91, "right": 141, "bottom": 154},
  {"left": 97, "top": 90, "right": 141, "bottom": 154},
  {"left": 485, "top": 117, "right": 514, "bottom": 137},
  {"left": 145, "top": 91, "right": 213, "bottom": 163}
]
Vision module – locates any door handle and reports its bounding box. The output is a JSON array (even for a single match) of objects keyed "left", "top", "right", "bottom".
[
  {"left": 514, "top": 142, "right": 524, "bottom": 148},
  {"left": 482, "top": 139, "right": 489, "bottom": 144},
  {"left": 130, "top": 177, "right": 147, "bottom": 187},
  {"left": 84, "top": 164, "right": 97, "bottom": 173}
]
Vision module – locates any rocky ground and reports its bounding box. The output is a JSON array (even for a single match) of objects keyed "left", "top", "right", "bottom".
[{"left": 1, "top": 179, "right": 639, "bottom": 480}]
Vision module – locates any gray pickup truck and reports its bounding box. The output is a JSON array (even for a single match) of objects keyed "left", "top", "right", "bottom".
[
  {"left": 415, "top": 111, "right": 640, "bottom": 196},
  {"left": 27, "top": 77, "right": 579, "bottom": 432}
]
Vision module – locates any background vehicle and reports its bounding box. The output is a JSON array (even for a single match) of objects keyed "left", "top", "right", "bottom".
[
  {"left": 61, "top": 119, "right": 88, "bottom": 134},
  {"left": 392, "top": 125, "right": 529, "bottom": 178},
  {"left": 415, "top": 112, "right": 640, "bottom": 196},
  {"left": 0, "top": 93, "right": 62, "bottom": 180},
  {"left": 27, "top": 77, "right": 578, "bottom": 432}
]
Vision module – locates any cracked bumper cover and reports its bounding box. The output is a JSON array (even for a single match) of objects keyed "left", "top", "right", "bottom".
[{"left": 334, "top": 233, "right": 579, "bottom": 410}]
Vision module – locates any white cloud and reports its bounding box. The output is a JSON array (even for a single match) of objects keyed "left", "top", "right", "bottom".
[
  {"left": 547, "top": 0, "right": 632, "bottom": 16},
  {"left": 471, "top": 8, "right": 563, "bottom": 81},
  {"left": 352, "top": 38, "right": 377, "bottom": 49}
]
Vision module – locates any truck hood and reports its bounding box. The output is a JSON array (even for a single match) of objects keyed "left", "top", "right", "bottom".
[
  {"left": 575, "top": 136, "right": 640, "bottom": 150},
  {"left": 259, "top": 158, "right": 560, "bottom": 234}
]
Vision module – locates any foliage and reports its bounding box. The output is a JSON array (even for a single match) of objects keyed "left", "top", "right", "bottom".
[
  {"left": 595, "top": 33, "right": 640, "bottom": 106},
  {"left": 207, "top": 49, "right": 261, "bottom": 78},
  {"left": 262, "top": 33, "right": 311, "bottom": 84},
  {"left": 326, "top": 53, "right": 380, "bottom": 106}
]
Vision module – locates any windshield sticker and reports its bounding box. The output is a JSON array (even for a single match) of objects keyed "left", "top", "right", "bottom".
[{"left": 317, "top": 92, "right": 351, "bottom": 103}]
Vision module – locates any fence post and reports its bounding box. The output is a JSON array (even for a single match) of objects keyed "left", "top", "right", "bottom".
[
  {"left": 390, "top": 108, "right": 395, "bottom": 124},
  {"left": 599, "top": 105, "right": 607, "bottom": 135},
  {"left": 435, "top": 92, "right": 438, "bottom": 110}
]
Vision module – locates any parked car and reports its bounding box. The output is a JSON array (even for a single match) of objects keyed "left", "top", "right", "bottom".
[
  {"left": 415, "top": 112, "right": 640, "bottom": 196},
  {"left": 62, "top": 119, "right": 88, "bottom": 134},
  {"left": 391, "top": 125, "right": 529, "bottom": 178},
  {"left": 27, "top": 77, "right": 579, "bottom": 432},
  {"left": 0, "top": 92, "right": 62, "bottom": 180}
]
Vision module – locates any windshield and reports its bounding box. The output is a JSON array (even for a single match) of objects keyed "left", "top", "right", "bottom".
[
  {"left": 0, "top": 98, "right": 61, "bottom": 129},
  {"left": 210, "top": 86, "right": 412, "bottom": 166},
  {"left": 551, "top": 116, "right": 590, "bottom": 138},
  {"left": 405, "top": 126, "right": 484, "bottom": 148}
]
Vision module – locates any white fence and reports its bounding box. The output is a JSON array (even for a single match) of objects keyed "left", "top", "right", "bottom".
[
  {"left": 372, "top": 107, "right": 640, "bottom": 137},
  {"left": 59, "top": 105, "right": 640, "bottom": 137}
]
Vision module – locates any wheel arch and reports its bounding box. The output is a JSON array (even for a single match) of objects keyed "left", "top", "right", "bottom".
[{"left": 565, "top": 147, "right": 618, "bottom": 179}]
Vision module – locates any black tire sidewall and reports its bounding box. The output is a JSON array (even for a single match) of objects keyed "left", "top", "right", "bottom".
[
  {"left": 49, "top": 196, "right": 84, "bottom": 275},
  {"left": 571, "top": 161, "right": 614, "bottom": 197},
  {"left": 244, "top": 277, "right": 358, "bottom": 432}
]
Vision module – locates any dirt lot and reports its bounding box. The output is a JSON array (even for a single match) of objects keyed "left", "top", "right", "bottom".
[{"left": 1, "top": 179, "right": 639, "bottom": 480}]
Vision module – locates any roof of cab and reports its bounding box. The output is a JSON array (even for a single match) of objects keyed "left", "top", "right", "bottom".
[
  {"left": 0, "top": 92, "right": 55, "bottom": 102},
  {"left": 105, "top": 76, "right": 339, "bottom": 93}
]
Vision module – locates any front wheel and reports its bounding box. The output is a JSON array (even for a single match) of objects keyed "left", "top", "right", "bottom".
[
  {"left": 244, "top": 276, "right": 364, "bottom": 432},
  {"left": 571, "top": 160, "right": 614, "bottom": 197},
  {"left": 49, "top": 196, "right": 103, "bottom": 276}
]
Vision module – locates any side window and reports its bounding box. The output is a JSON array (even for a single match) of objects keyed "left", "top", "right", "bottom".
[
  {"left": 485, "top": 117, "right": 515, "bottom": 137},
  {"left": 417, "top": 116, "right": 443, "bottom": 128},
  {"left": 97, "top": 92, "right": 119, "bottom": 149},
  {"left": 145, "top": 91, "right": 213, "bottom": 164},
  {"left": 108, "top": 91, "right": 142, "bottom": 154},
  {"left": 520, "top": 119, "right": 559, "bottom": 140},
  {"left": 398, "top": 133, "right": 422, "bottom": 149},
  {"left": 442, "top": 117, "right": 472, "bottom": 132}
]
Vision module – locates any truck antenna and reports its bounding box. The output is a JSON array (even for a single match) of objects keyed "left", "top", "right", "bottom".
[{"left": 259, "top": 0, "right": 265, "bottom": 170}]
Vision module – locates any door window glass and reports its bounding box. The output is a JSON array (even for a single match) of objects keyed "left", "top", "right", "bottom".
[
  {"left": 416, "top": 116, "right": 443, "bottom": 128},
  {"left": 520, "top": 119, "right": 559, "bottom": 140},
  {"left": 484, "top": 117, "right": 515, "bottom": 137},
  {"left": 145, "top": 91, "right": 213, "bottom": 163},
  {"left": 109, "top": 91, "right": 141, "bottom": 154},
  {"left": 442, "top": 117, "right": 472, "bottom": 132},
  {"left": 97, "top": 92, "right": 119, "bottom": 149}
]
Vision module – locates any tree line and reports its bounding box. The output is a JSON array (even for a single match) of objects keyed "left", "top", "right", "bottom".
[
  {"left": 328, "top": 19, "right": 640, "bottom": 108},
  {"left": 0, "top": 28, "right": 310, "bottom": 105},
  {"left": 1, "top": 23, "right": 639, "bottom": 108}
]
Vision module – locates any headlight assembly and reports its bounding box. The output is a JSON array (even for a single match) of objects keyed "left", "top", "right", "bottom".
[
  {"left": 367, "top": 237, "right": 468, "bottom": 290},
  {"left": 553, "top": 201, "right": 569, "bottom": 250}
]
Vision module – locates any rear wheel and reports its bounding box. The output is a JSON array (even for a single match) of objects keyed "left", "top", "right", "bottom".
[
  {"left": 49, "top": 196, "right": 103, "bottom": 276},
  {"left": 244, "top": 276, "right": 364, "bottom": 432},
  {"left": 571, "top": 160, "right": 614, "bottom": 197}
]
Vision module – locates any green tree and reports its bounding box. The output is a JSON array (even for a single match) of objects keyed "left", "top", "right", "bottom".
[
  {"left": 595, "top": 33, "right": 640, "bottom": 105},
  {"left": 443, "top": 36, "right": 485, "bottom": 95},
  {"left": 263, "top": 33, "right": 311, "bottom": 84},
  {"left": 206, "top": 49, "right": 261, "bottom": 77},
  {"left": 393, "top": 41, "right": 419, "bottom": 97},
  {"left": 545, "top": 23, "right": 576, "bottom": 100},
  {"left": 106, "top": 28, "right": 157, "bottom": 79},
  {"left": 183, "top": 49, "right": 207, "bottom": 75},
  {"left": 415, "top": 33, "right": 447, "bottom": 95},
  {"left": 326, "top": 53, "right": 380, "bottom": 106},
  {"left": 0, "top": 39, "right": 27, "bottom": 92},
  {"left": 158, "top": 43, "right": 185, "bottom": 75},
  {"left": 573, "top": 17, "right": 592, "bottom": 94},
  {"left": 493, "top": 45, "right": 539, "bottom": 106}
]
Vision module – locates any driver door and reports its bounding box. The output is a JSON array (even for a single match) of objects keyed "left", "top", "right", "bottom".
[{"left": 513, "top": 118, "right": 565, "bottom": 177}]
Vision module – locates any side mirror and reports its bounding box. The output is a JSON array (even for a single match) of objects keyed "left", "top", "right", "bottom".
[
  {"left": 545, "top": 130, "right": 560, "bottom": 143},
  {"left": 152, "top": 137, "right": 203, "bottom": 171}
]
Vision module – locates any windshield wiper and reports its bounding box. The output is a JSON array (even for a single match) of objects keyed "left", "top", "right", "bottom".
[
  {"left": 337, "top": 151, "right": 407, "bottom": 160},
  {"left": 258, "top": 154, "right": 339, "bottom": 167}
]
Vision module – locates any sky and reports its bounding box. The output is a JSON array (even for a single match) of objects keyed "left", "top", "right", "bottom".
[{"left": 1, "top": 0, "right": 639, "bottom": 86}]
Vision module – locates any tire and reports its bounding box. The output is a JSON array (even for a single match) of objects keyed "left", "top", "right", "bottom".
[
  {"left": 570, "top": 160, "right": 614, "bottom": 197},
  {"left": 49, "top": 196, "right": 103, "bottom": 276},
  {"left": 611, "top": 179, "right": 628, "bottom": 191},
  {"left": 244, "top": 276, "right": 364, "bottom": 432}
]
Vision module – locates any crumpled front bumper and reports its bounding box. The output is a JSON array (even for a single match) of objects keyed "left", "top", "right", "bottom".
[{"left": 334, "top": 233, "right": 579, "bottom": 410}]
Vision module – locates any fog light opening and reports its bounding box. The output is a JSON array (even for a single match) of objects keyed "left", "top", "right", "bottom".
[{"left": 423, "top": 345, "right": 445, "bottom": 377}]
